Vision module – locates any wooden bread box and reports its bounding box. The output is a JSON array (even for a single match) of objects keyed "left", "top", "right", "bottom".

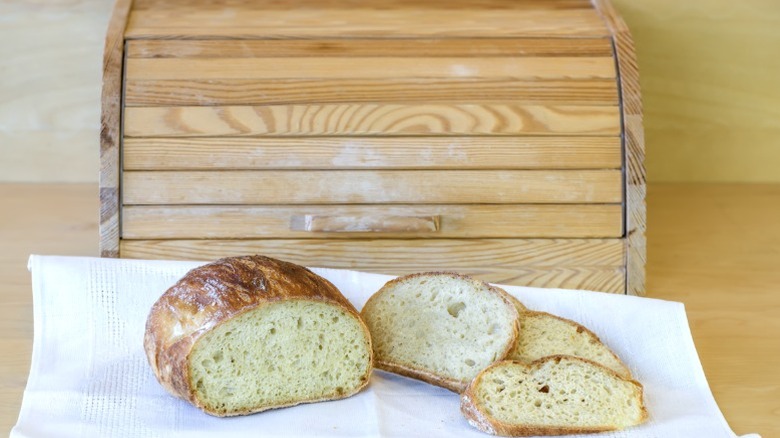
[{"left": 100, "top": 0, "right": 646, "bottom": 295}]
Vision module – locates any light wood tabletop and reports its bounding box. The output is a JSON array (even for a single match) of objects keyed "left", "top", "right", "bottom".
[{"left": 0, "top": 182, "right": 777, "bottom": 436}]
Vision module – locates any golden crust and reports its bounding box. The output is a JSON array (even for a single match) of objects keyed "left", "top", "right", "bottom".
[
  {"left": 361, "top": 271, "right": 520, "bottom": 394},
  {"left": 375, "top": 359, "right": 466, "bottom": 393},
  {"left": 460, "top": 356, "right": 649, "bottom": 436},
  {"left": 143, "top": 255, "right": 373, "bottom": 416}
]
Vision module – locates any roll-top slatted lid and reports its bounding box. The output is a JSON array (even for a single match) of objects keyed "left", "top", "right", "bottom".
[
  {"left": 114, "top": 0, "right": 631, "bottom": 293},
  {"left": 126, "top": 0, "right": 611, "bottom": 39}
]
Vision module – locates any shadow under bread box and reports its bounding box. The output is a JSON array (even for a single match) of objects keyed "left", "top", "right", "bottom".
[{"left": 99, "top": 0, "right": 646, "bottom": 295}]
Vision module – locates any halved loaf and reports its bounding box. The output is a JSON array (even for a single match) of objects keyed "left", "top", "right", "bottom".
[
  {"left": 461, "top": 356, "right": 648, "bottom": 436},
  {"left": 509, "top": 310, "right": 631, "bottom": 378},
  {"left": 360, "top": 272, "right": 519, "bottom": 392},
  {"left": 144, "top": 255, "right": 373, "bottom": 416}
]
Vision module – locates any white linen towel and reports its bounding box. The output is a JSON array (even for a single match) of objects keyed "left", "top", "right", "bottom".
[{"left": 11, "top": 255, "right": 760, "bottom": 438}]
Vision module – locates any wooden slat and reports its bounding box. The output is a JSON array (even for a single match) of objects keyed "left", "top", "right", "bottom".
[
  {"left": 130, "top": 0, "right": 594, "bottom": 11},
  {"left": 125, "top": 8, "right": 610, "bottom": 39},
  {"left": 120, "top": 238, "right": 625, "bottom": 267},
  {"left": 122, "top": 204, "right": 624, "bottom": 239},
  {"left": 388, "top": 267, "right": 626, "bottom": 293},
  {"left": 120, "top": 236, "right": 626, "bottom": 292},
  {"left": 593, "top": 0, "right": 646, "bottom": 296},
  {"left": 123, "top": 104, "right": 621, "bottom": 137},
  {"left": 123, "top": 137, "right": 622, "bottom": 170},
  {"left": 124, "top": 78, "right": 619, "bottom": 107},
  {"left": 122, "top": 170, "right": 623, "bottom": 205},
  {"left": 99, "top": 0, "right": 132, "bottom": 258},
  {"left": 125, "top": 38, "right": 614, "bottom": 59},
  {"left": 125, "top": 57, "right": 615, "bottom": 81}
]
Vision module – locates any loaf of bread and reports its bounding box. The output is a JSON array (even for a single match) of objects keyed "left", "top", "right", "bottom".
[
  {"left": 461, "top": 356, "right": 648, "bottom": 436},
  {"left": 509, "top": 310, "right": 631, "bottom": 378},
  {"left": 360, "top": 272, "right": 519, "bottom": 392},
  {"left": 143, "top": 255, "right": 373, "bottom": 416}
]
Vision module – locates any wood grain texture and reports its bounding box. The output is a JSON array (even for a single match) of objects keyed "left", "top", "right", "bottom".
[
  {"left": 120, "top": 238, "right": 625, "bottom": 267},
  {"left": 122, "top": 170, "right": 623, "bottom": 205},
  {"left": 125, "top": 7, "right": 610, "bottom": 39},
  {"left": 99, "top": 0, "right": 132, "bottom": 258},
  {"left": 121, "top": 204, "right": 624, "bottom": 239},
  {"left": 130, "top": 0, "right": 594, "bottom": 10},
  {"left": 126, "top": 57, "right": 616, "bottom": 81},
  {"left": 124, "top": 78, "right": 619, "bottom": 107},
  {"left": 413, "top": 267, "right": 624, "bottom": 293},
  {"left": 592, "top": 0, "right": 646, "bottom": 295},
  {"left": 122, "top": 137, "right": 622, "bottom": 170},
  {"left": 124, "top": 104, "right": 621, "bottom": 137},
  {"left": 125, "top": 38, "right": 614, "bottom": 58},
  {"left": 8, "top": 0, "right": 778, "bottom": 185}
]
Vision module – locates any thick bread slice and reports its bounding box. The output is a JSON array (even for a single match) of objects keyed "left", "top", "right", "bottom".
[
  {"left": 360, "top": 272, "right": 519, "bottom": 392},
  {"left": 144, "top": 255, "right": 373, "bottom": 416},
  {"left": 461, "top": 357, "right": 648, "bottom": 436},
  {"left": 509, "top": 310, "right": 631, "bottom": 378}
]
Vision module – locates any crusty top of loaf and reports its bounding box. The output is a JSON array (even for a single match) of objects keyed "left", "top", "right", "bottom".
[{"left": 143, "top": 255, "right": 360, "bottom": 404}]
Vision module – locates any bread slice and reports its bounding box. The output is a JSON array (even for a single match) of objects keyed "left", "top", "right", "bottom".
[
  {"left": 144, "top": 255, "right": 373, "bottom": 416},
  {"left": 509, "top": 310, "right": 631, "bottom": 378},
  {"left": 360, "top": 272, "right": 519, "bottom": 392},
  {"left": 504, "top": 293, "right": 528, "bottom": 313},
  {"left": 461, "top": 357, "right": 648, "bottom": 436}
]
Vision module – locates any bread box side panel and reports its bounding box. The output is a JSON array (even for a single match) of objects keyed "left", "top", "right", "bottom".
[
  {"left": 99, "top": 0, "right": 132, "bottom": 258},
  {"left": 593, "top": 0, "right": 646, "bottom": 295}
]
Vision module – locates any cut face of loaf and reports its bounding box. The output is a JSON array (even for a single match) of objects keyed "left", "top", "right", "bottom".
[
  {"left": 461, "top": 357, "right": 648, "bottom": 436},
  {"left": 190, "top": 300, "right": 369, "bottom": 414},
  {"left": 509, "top": 310, "right": 631, "bottom": 378},
  {"left": 360, "top": 272, "right": 519, "bottom": 392},
  {"left": 144, "top": 255, "right": 373, "bottom": 416}
]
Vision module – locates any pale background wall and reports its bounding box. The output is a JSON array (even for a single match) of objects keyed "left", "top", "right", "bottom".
[{"left": 1, "top": 0, "right": 778, "bottom": 183}]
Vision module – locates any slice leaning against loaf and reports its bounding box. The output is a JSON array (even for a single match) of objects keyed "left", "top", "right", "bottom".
[
  {"left": 144, "top": 255, "right": 373, "bottom": 416},
  {"left": 360, "top": 272, "right": 519, "bottom": 392},
  {"left": 508, "top": 310, "right": 631, "bottom": 379},
  {"left": 461, "top": 356, "right": 648, "bottom": 436}
]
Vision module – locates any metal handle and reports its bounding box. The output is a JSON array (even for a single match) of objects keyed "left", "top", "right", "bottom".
[{"left": 290, "top": 215, "right": 440, "bottom": 233}]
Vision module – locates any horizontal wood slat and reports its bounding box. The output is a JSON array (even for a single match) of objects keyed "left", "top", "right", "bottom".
[
  {"left": 124, "top": 104, "right": 621, "bottom": 137},
  {"left": 131, "top": 0, "right": 594, "bottom": 12},
  {"left": 122, "top": 137, "right": 623, "bottom": 170},
  {"left": 120, "top": 238, "right": 625, "bottom": 267},
  {"left": 122, "top": 204, "right": 624, "bottom": 239},
  {"left": 126, "top": 38, "right": 614, "bottom": 58},
  {"left": 122, "top": 170, "right": 623, "bottom": 205},
  {"left": 125, "top": 57, "right": 616, "bottom": 81},
  {"left": 386, "top": 266, "right": 625, "bottom": 293},
  {"left": 124, "top": 78, "right": 619, "bottom": 107},
  {"left": 125, "top": 9, "right": 610, "bottom": 39}
]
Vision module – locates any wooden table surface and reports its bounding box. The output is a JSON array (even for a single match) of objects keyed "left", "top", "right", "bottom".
[{"left": 0, "top": 182, "right": 777, "bottom": 436}]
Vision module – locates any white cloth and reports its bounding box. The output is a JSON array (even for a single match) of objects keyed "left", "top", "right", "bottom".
[{"left": 12, "top": 255, "right": 759, "bottom": 438}]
